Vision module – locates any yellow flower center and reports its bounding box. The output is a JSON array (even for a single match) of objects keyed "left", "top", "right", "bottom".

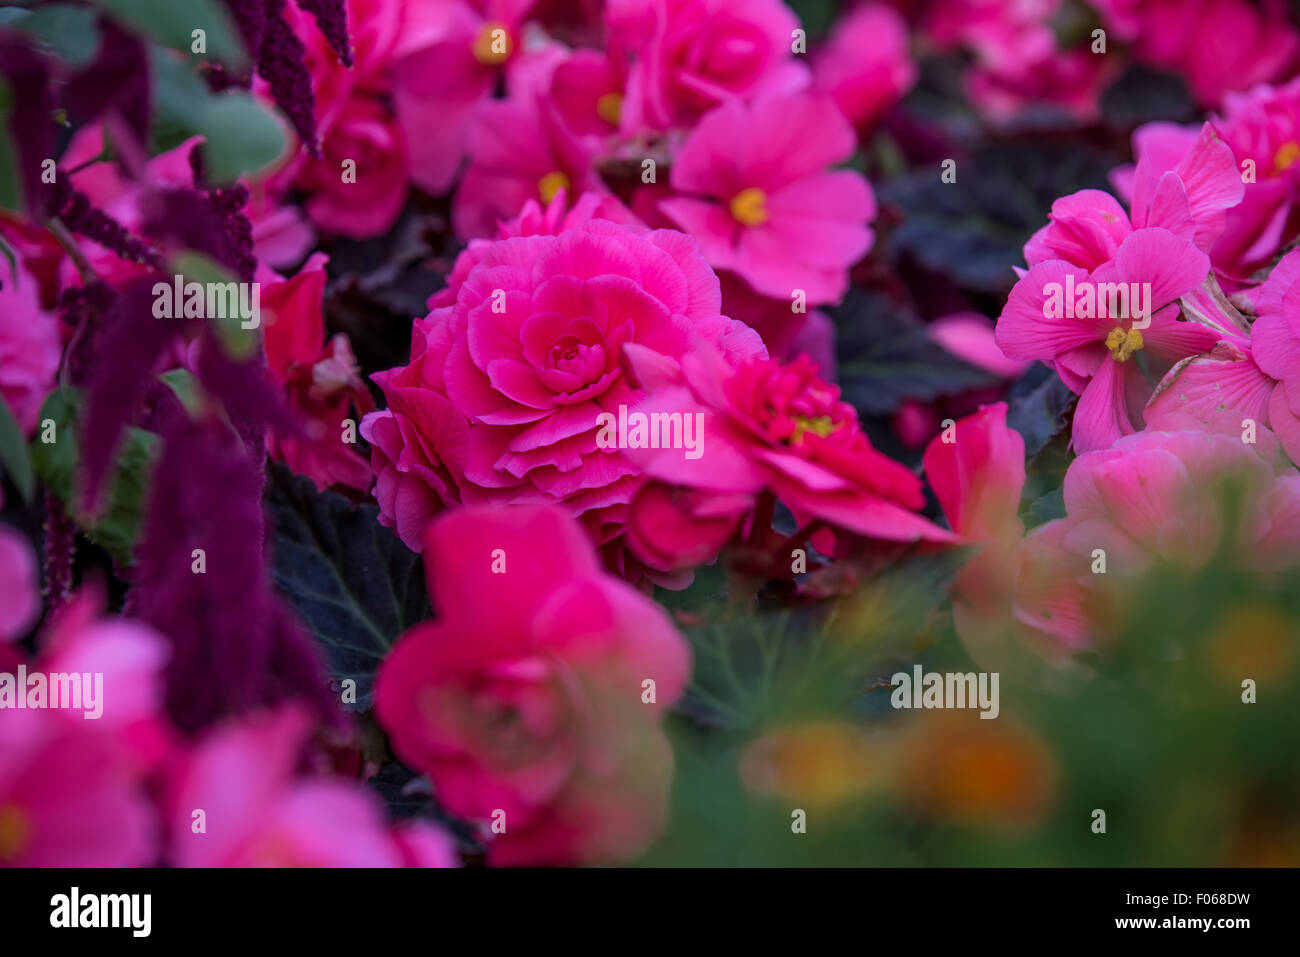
[
  {"left": 0, "top": 804, "right": 29, "bottom": 863},
  {"left": 1275, "top": 141, "right": 1300, "bottom": 173},
  {"left": 792, "top": 414, "right": 837, "bottom": 443},
  {"left": 472, "top": 22, "right": 511, "bottom": 66},
  {"left": 596, "top": 92, "right": 623, "bottom": 127},
  {"left": 537, "top": 170, "right": 570, "bottom": 204},
  {"left": 1105, "top": 326, "right": 1144, "bottom": 362},
  {"left": 729, "top": 187, "right": 768, "bottom": 227}
]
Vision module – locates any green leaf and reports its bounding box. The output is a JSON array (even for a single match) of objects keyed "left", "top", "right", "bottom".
[
  {"left": 152, "top": 54, "right": 284, "bottom": 183},
  {"left": 265, "top": 464, "right": 433, "bottom": 710},
  {"left": 0, "top": 394, "right": 35, "bottom": 504},
  {"left": 86, "top": 0, "right": 245, "bottom": 67},
  {"left": 29, "top": 388, "right": 158, "bottom": 564},
  {"left": 0, "top": 83, "right": 20, "bottom": 213},
  {"left": 158, "top": 368, "right": 204, "bottom": 416},
  {"left": 14, "top": 4, "right": 102, "bottom": 66}
]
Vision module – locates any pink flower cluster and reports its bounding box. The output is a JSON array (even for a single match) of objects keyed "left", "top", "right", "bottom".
[
  {"left": 975, "top": 72, "right": 1300, "bottom": 656},
  {"left": 0, "top": 526, "right": 455, "bottom": 868}
]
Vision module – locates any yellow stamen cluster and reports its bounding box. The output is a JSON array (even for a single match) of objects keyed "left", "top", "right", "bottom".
[
  {"left": 729, "top": 187, "right": 768, "bottom": 227},
  {"left": 1105, "top": 326, "right": 1144, "bottom": 361},
  {"left": 0, "top": 805, "right": 29, "bottom": 862},
  {"left": 472, "top": 23, "right": 511, "bottom": 66},
  {"left": 791, "top": 415, "right": 837, "bottom": 444},
  {"left": 1275, "top": 141, "right": 1300, "bottom": 173},
  {"left": 537, "top": 170, "right": 571, "bottom": 204},
  {"left": 596, "top": 92, "right": 623, "bottom": 127}
]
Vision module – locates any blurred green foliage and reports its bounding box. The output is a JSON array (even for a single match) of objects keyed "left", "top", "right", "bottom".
[{"left": 643, "top": 519, "right": 1300, "bottom": 866}]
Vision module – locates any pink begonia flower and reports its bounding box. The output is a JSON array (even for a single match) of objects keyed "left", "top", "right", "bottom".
[
  {"left": 1212, "top": 248, "right": 1300, "bottom": 463},
  {"left": 661, "top": 93, "right": 876, "bottom": 305},
  {"left": 0, "top": 547, "right": 172, "bottom": 866},
  {"left": 547, "top": 48, "right": 631, "bottom": 139},
  {"left": 1028, "top": 123, "right": 1244, "bottom": 270},
  {"left": 451, "top": 90, "right": 607, "bottom": 239},
  {"left": 260, "top": 254, "right": 375, "bottom": 491},
  {"left": 293, "top": 95, "right": 409, "bottom": 240},
  {"left": 1011, "top": 409, "right": 1300, "bottom": 651},
  {"left": 605, "top": 0, "right": 810, "bottom": 132},
  {"left": 812, "top": 2, "right": 915, "bottom": 132},
  {"left": 0, "top": 259, "right": 60, "bottom": 436},
  {"left": 169, "top": 706, "right": 458, "bottom": 867},
  {"left": 0, "top": 709, "right": 158, "bottom": 867},
  {"left": 1114, "top": 80, "right": 1300, "bottom": 278},
  {"left": 1093, "top": 0, "right": 1299, "bottom": 108},
  {"left": 622, "top": 342, "right": 958, "bottom": 565},
  {"left": 0, "top": 525, "right": 39, "bottom": 641},
  {"left": 922, "top": 0, "right": 1112, "bottom": 121},
  {"left": 393, "top": 0, "right": 536, "bottom": 196},
  {"left": 374, "top": 505, "right": 690, "bottom": 866},
  {"left": 998, "top": 228, "right": 1220, "bottom": 452},
  {"left": 922, "top": 403, "right": 1029, "bottom": 662},
  {"left": 360, "top": 199, "right": 765, "bottom": 581}
]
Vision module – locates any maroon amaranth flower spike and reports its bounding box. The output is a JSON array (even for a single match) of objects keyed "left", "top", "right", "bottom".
[
  {"left": 0, "top": 33, "right": 55, "bottom": 214},
  {"left": 188, "top": 143, "right": 259, "bottom": 282},
  {"left": 127, "top": 402, "right": 335, "bottom": 733},
  {"left": 295, "top": 0, "right": 353, "bottom": 67},
  {"left": 223, "top": 0, "right": 270, "bottom": 60},
  {"left": 57, "top": 281, "right": 116, "bottom": 387},
  {"left": 42, "top": 490, "right": 76, "bottom": 609},
  {"left": 258, "top": 0, "right": 321, "bottom": 154},
  {"left": 201, "top": 61, "right": 251, "bottom": 92},
  {"left": 45, "top": 180, "right": 164, "bottom": 269},
  {"left": 62, "top": 17, "right": 151, "bottom": 149},
  {"left": 79, "top": 277, "right": 195, "bottom": 513}
]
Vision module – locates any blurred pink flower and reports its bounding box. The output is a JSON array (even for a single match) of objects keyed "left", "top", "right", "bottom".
[
  {"left": 0, "top": 260, "right": 59, "bottom": 437},
  {"left": 923, "top": 403, "right": 1028, "bottom": 659},
  {"left": 661, "top": 93, "right": 875, "bottom": 305},
  {"left": 923, "top": 0, "right": 1112, "bottom": 121},
  {"left": 361, "top": 202, "right": 764, "bottom": 576},
  {"left": 294, "top": 95, "right": 409, "bottom": 239},
  {"left": 605, "top": 0, "right": 809, "bottom": 131},
  {"left": 168, "top": 706, "right": 457, "bottom": 867},
  {"left": 0, "top": 709, "right": 158, "bottom": 866},
  {"left": 812, "top": 2, "right": 915, "bottom": 131},
  {"left": 393, "top": 0, "right": 536, "bottom": 195},
  {"left": 0, "top": 549, "right": 172, "bottom": 866},
  {"left": 1013, "top": 410, "right": 1300, "bottom": 650},
  {"left": 1094, "top": 0, "right": 1299, "bottom": 108},
  {"left": 451, "top": 93, "right": 604, "bottom": 239},
  {"left": 374, "top": 505, "right": 689, "bottom": 865},
  {"left": 0, "top": 525, "right": 39, "bottom": 642}
]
